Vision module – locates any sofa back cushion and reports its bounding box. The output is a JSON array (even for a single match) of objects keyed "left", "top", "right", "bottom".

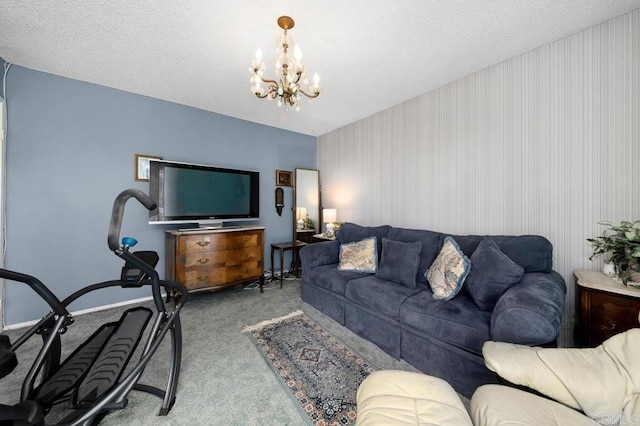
[
  {"left": 450, "top": 234, "right": 553, "bottom": 274},
  {"left": 375, "top": 238, "right": 423, "bottom": 289},
  {"left": 341, "top": 224, "right": 553, "bottom": 281},
  {"left": 387, "top": 227, "right": 443, "bottom": 284},
  {"left": 337, "top": 223, "right": 391, "bottom": 255},
  {"left": 465, "top": 238, "right": 525, "bottom": 310}
]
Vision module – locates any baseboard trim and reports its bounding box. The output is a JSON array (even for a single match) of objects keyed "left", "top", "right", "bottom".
[{"left": 2, "top": 294, "right": 159, "bottom": 331}]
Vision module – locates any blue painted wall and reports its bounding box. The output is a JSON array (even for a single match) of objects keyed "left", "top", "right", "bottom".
[{"left": 4, "top": 65, "right": 316, "bottom": 325}]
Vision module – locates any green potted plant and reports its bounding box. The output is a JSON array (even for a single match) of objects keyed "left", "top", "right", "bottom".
[{"left": 588, "top": 220, "right": 640, "bottom": 285}]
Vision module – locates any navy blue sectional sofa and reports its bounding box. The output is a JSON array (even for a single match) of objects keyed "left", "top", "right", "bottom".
[{"left": 299, "top": 223, "right": 566, "bottom": 397}]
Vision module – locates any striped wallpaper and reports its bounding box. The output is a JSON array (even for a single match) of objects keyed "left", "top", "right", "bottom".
[{"left": 318, "top": 9, "right": 640, "bottom": 346}]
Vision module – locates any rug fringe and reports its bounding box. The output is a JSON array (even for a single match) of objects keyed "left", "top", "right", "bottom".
[{"left": 242, "top": 310, "right": 304, "bottom": 333}]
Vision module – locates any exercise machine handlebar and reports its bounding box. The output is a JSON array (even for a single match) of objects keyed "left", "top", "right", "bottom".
[
  {"left": 0, "top": 269, "right": 68, "bottom": 318},
  {"left": 108, "top": 189, "right": 157, "bottom": 253}
]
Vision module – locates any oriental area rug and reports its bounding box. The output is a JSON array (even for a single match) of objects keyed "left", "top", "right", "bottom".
[{"left": 243, "top": 310, "right": 375, "bottom": 425}]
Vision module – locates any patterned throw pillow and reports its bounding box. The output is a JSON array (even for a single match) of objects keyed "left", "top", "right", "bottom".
[
  {"left": 426, "top": 236, "right": 471, "bottom": 300},
  {"left": 338, "top": 237, "right": 378, "bottom": 273}
]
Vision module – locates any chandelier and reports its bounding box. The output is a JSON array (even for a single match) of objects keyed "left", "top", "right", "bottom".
[{"left": 249, "top": 16, "right": 321, "bottom": 112}]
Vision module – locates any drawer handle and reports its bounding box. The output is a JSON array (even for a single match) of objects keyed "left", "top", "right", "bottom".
[
  {"left": 197, "top": 241, "right": 210, "bottom": 247},
  {"left": 601, "top": 319, "right": 617, "bottom": 331},
  {"left": 197, "top": 258, "right": 210, "bottom": 264},
  {"left": 242, "top": 236, "right": 250, "bottom": 242},
  {"left": 241, "top": 268, "right": 249, "bottom": 274},
  {"left": 197, "top": 276, "right": 209, "bottom": 281}
]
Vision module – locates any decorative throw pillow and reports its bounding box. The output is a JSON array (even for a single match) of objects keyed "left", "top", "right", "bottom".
[
  {"left": 375, "top": 238, "right": 422, "bottom": 289},
  {"left": 426, "top": 236, "right": 470, "bottom": 300},
  {"left": 338, "top": 237, "right": 378, "bottom": 273},
  {"left": 465, "top": 237, "right": 525, "bottom": 311}
]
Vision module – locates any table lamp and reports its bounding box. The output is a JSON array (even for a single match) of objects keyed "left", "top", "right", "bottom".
[
  {"left": 323, "top": 208, "right": 337, "bottom": 238},
  {"left": 296, "top": 207, "right": 307, "bottom": 230}
]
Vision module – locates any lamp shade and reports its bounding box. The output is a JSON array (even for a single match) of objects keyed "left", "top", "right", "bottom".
[
  {"left": 323, "top": 209, "right": 337, "bottom": 223},
  {"left": 296, "top": 207, "right": 307, "bottom": 220}
]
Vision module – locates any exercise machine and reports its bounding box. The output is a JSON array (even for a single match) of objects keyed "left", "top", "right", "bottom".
[{"left": 0, "top": 189, "right": 188, "bottom": 425}]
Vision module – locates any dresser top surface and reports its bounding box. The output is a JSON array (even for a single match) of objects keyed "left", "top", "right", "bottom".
[
  {"left": 166, "top": 226, "right": 265, "bottom": 236},
  {"left": 574, "top": 269, "right": 640, "bottom": 298}
]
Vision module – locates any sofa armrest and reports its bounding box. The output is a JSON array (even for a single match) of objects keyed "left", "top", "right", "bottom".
[
  {"left": 490, "top": 271, "right": 566, "bottom": 345},
  {"left": 300, "top": 240, "right": 341, "bottom": 276}
]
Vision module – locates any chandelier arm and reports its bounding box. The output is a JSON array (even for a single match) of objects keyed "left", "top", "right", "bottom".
[
  {"left": 259, "top": 76, "right": 278, "bottom": 85},
  {"left": 254, "top": 92, "right": 269, "bottom": 99},
  {"left": 298, "top": 89, "right": 320, "bottom": 99}
]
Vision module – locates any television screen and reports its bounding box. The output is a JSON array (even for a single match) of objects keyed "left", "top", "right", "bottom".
[{"left": 149, "top": 160, "right": 259, "bottom": 226}]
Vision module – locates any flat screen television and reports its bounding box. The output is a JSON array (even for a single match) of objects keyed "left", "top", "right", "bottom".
[{"left": 148, "top": 160, "right": 260, "bottom": 227}]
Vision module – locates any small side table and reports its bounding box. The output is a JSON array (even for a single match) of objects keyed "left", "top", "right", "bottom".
[
  {"left": 574, "top": 269, "right": 640, "bottom": 347},
  {"left": 270, "top": 241, "right": 308, "bottom": 288}
]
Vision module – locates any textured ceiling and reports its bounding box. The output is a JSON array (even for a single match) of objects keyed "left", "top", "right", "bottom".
[{"left": 1, "top": 1, "right": 639, "bottom": 136}]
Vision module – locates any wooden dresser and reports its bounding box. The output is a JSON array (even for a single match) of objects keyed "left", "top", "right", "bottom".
[
  {"left": 165, "top": 226, "right": 265, "bottom": 293},
  {"left": 574, "top": 269, "right": 640, "bottom": 347}
]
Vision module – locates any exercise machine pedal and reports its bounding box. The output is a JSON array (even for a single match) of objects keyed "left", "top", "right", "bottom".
[
  {"left": 73, "top": 307, "right": 152, "bottom": 406},
  {"left": 32, "top": 323, "right": 117, "bottom": 405}
]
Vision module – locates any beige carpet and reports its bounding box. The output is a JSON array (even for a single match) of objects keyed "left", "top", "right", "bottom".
[{"left": 0, "top": 279, "right": 468, "bottom": 424}]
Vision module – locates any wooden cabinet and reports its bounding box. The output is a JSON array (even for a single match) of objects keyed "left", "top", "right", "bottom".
[
  {"left": 165, "top": 227, "right": 265, "bottom": 293},
  {"left": 574, "top": 269, "right": 640, "bottom": 347},
  {"left": 296, "top": 229, "right": 316, "bottom": 244}
]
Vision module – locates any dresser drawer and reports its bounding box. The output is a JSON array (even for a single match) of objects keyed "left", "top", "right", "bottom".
[
  {"left": 588, "top": 291, "right": 640, "bottom": 345},
  {"left": 178, "top": 231, "right": 261, "bottom": 253},
  {"left": 181, "top": 246, "right": 262, "bottom": 269},
  {"left": 181, "top": 262, "right": 262, "bottom": 290}
]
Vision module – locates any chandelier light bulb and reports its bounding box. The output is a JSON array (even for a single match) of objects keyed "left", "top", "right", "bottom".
[{"left": 249, "top": 16, "right": 322, "bottom": 112}]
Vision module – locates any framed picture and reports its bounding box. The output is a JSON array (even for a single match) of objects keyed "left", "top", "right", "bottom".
[
  {"left": 135, "top": 154, "right": 162, "bottom": 181},
  {"left": 276, "top": 170, "right": 293, "bottom": 187}
]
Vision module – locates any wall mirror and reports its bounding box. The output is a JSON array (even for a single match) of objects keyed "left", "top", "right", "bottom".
[{"left": 293, "top": 168, "right": 320, "bottom": 243}]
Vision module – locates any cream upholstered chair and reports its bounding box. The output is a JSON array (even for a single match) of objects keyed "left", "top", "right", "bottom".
[
  {"left": 471, "top": 328, "right": 640, "bottom": 426},
  {"left": 357, "top": 329, "right": 640, "bottom": 425},
  {"left": 356, "top": 370, "right": 472, "bottom": 426}
]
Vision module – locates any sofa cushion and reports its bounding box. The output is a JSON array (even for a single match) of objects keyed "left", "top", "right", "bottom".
[
  {"left": 345, "top": 276, "right": 422, "bottom": 320},
  {"left": 337, "top": 222, "right": 391, "bottom": 254},
  {"left": 338, "top": 237, "right": 378, "bottom": 273},
  {"left": 400, "top": 290, "right": 491, "bottom": 355},
  {"left": 451, "top": 234, "right": 553, "bottom": 274},
  {"left": 465, "top": 238, "right": 525, "bottom": 311},
  {"left": 426, "top": 237, "right": 470, "bottom": 300},
  {"left": 307, "top": 264, "right": 369, "bottom": 295},
  {"left": 387, "top": 227, "right": 443, "bottom": 285},
  {"left": 375, "top": 238, "right": 422, "bottom": 288}
]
